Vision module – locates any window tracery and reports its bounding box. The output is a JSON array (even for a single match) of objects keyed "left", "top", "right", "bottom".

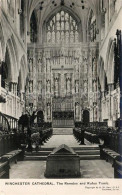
[{"left": 46, "top": 10, "right": 79, "bottom": 43}]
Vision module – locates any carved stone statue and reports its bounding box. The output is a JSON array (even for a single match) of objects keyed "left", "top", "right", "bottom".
[
  {"left": 76, "top": 81, "right": 79, "bottom": 93},
  {"left": 67, "top": 78, "right": 71, "bottom": 94},
  {"left": 55, "top": 78, "right": 59, "bottom": 96},
  {"left": 47, "top": 80, "right": 50, "bottom": 93}
]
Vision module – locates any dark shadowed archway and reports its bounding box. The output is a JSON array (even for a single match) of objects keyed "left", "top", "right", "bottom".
[{"left": 83, "top": 110, "right": 90, "bottom": 125}]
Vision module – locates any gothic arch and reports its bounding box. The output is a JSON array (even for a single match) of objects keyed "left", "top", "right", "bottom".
[
  {"left": 7, "top": 38, "right": 18, "bottom": 81},
  {"left": 11, "top": 35, "right": 19, "bottom": 70},
  {"left": 82, "top": 109, "right": 90, "bottom": 124},
  {"left": 30, "top": 10, "right": 38, "bottom": 43},
  {"left": 44, "top": 5, "right": 81, "bottom": 24},
  {"left": 28, "top": 0, "right": 41, "bottom": 21},
  {"left": 86, "top": 9, "right": 96, "bottom": 42},
  {"left": 5, "top": 40, "right": 15, "bottom": 82},
  {"left": 0, "top": 23, "right": 6, "bottom": 60},
  {"left": 105, "top": 38, "right": 115, "bottom": 84},
  {"left": 42, "top": 6, "right": 82, "bottom": 43},
  {"left": 1, "top": 45, "right": 13, "bottom": 88}
]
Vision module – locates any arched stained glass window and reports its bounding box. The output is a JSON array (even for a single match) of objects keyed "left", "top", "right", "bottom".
[{"left": 46, "top": 10, "right": 79, "bottom": 43}]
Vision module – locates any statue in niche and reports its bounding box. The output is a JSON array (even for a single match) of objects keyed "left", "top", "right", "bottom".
[
  {"left": 47, "top": 80, "right": 50, "bottom": 93},
  {"left": 84, "top": 60, "right": 88, "bottom": 74},
  {"left": 55, "top": 78, "right": 59, "bottom": 96},
  {"left": 93, "top": 79, "right": 97, "bottom": 92},
  {"left": 75, "top": 64, "right": 79, "bottom": 72},
  {"left": 93, "top": 58, "right": 97, "bottom": 76},
  {"left": 38, "top": 62, "right": 42, "bottom": 73},
  {"left": 29, "top": 81, "right": 33, "bottom": 93},
  {"left": 67, "top": 78, "right": 71, "bottom": 94},
  {"left": 75, "top": 103, "right": 79, "bottom": 118},
  {"left": 29, "top": 61, "right": 33, "bottom": 73},
  {"left": 47, "top": 103, "right": 51, "bottom": 117},
  {"left": 76, "top": 81, "right": 79, "bottom": 93},
  {"left": 38, "top": 81, "right": 41, "bottom": 93},
  {"left": 84, "top": 80, "right": 87, "bottom": 93},
  {"left": 47, "top": 62, "right": 50, "bottom": 72}
]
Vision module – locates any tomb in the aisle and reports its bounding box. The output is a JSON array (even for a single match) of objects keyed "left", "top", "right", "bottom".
[{"left": 45, "top": 144, "right": 80, "bottom": 178}]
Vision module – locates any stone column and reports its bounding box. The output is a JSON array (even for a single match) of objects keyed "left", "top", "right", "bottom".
[
  {"left": 108, "top": 83, "right": 114, "bottom": 126},
  {"left": 10, "top": 82, "right": 14, "bottom": 94},
  {"left": 14, "top": 83, "right": 17, "bottom": 96},
  {"left": 14, "top": 83, "right": 18, "bottom": 118},
  {"left": 10, "top": 82, "right": 15, "bottom": 117}
]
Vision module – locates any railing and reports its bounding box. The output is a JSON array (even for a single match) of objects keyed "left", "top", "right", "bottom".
[
  {"left": 0, "top": 112, "right": 18, "bottom": 132},
  {"left": 0, "top": 112, "right": 10, "bottom": 133}
]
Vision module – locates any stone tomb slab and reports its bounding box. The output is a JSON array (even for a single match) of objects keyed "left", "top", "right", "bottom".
[{"left": 45, "top": 144, "right": 80, "bottom": 178}]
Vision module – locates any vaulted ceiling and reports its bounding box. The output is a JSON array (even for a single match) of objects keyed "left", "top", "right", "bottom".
[{"left": 27, "top": 0, "right": 100, "bottom": 26}]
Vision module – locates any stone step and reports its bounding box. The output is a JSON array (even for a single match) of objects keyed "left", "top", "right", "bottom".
[
  {"left": 79, "top": 155, "right": 100, "bottom": 160},
  {"left": 25, "top": 151, "right": 51, "bottom": 156},
  {"left": 25, "top": 150, "right": 100, "bottom": 156},
  {"left": 24, "top": 156, "right": 47, "bottom": 161},
  {"left": 53, "top": 128, "right": 73, "bottom": 135},
  {"left": 24, "top": 154, "right": 100, "bottom": 161},
  {"left": 75, "top": 150, "right": 100, "bottom": 155},
  {"left": 39, "top": 146, "right": 100, "bottom": 151},
  {"left": 53, "top": 133, "right": 73, "bottom": 135},
  {"left": 24, "top": 145, "right": 100, "bottom": 161}
]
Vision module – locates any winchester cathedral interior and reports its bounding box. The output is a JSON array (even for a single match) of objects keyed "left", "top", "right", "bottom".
[{"left": 0, "top": 0, "right": 122, "bottom": 179}]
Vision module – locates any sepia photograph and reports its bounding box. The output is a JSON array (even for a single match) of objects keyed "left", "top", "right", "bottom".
[{"left": 0, "top": 1, "right": 122, "bottom": 192}]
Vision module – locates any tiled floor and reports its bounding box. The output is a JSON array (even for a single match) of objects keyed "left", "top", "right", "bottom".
[{"left": 10, "top": 160, "right": 114, "bottom": 179}]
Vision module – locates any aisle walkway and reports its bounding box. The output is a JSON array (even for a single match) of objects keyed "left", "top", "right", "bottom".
[
  {"left": 42, "top": 128, "right": 96, "bottom": 148},
  {"left": 53, "top": 128, "right": 73, "bottom": 135},
  {"left": 42, "top": 135, "right": 80, "bottom": 148}
]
